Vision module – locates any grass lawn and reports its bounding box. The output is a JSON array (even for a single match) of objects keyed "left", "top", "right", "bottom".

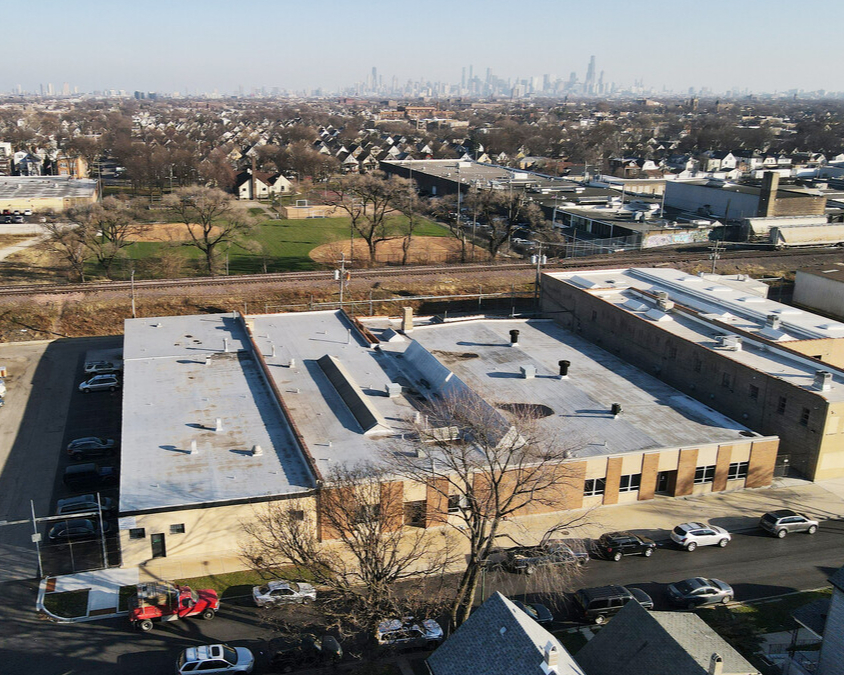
[
  {"left": 174, "top": 566, "right": 316, "bottom": 601},
  {"left": 43, "top": 589, "right": 89, "bottom": 618},
  {"left": 717, "top": 588, "right": 832, "bottom": 633},
  {"left": 118, "top": 215, "right": 449, "bottom": 277}
]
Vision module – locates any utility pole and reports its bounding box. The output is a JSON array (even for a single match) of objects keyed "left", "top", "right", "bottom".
[
  {"left": 334, "top": 253, "right": 349, "bottom": 307},
  {"left": 532, "top": 243, "right": 547, "bottom": 307},
  {"left": 30, "top": 500, "right": 43, "bottom": 579},
  {"left": 709, "top": 240, "right": 725, "bottom": 274},
  {"left": 97, "top": 493, "right": 107, "bottom": 569},
  {"left": 130, "top": 269, "right": 136, "bottom": 318}
]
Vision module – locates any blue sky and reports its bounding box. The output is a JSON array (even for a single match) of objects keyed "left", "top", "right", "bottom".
[{"left": 5, "top": 0, "right": 843, "bottom": 94}]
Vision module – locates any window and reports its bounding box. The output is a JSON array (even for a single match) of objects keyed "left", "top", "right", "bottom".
[
  {"left": 749, "top": 385, "right": 759, "bottom": 401},
  {"left": 289, "top": 510, "right": 305, "bottom": 522},
  {"left": 584, "top": 478, "right": 606, "bottom": 497},
  {"left": 355, "top": 504, "right": 380, "bottom": 524},
  {"left": 693, "top": 357, "right": 702, "bottom": 373},
  {"left": 721, "top": 372, "right": 731, "bottom": 388},
  {"left": 169, "top": 523, "right": 185, "bottom": 535},
  {"left": 447, "top": 495, "right": 461, "bottom": 514},
  {"left": 403, "top": 501, "right": 426, "bottom": 528},
  {"left": 667, "top": 345, "right": 677, "bottom": 360},
  {"left": 694, "top": 465, "right": 716, "bottom": 484},
  {"left": 777, "top": 396, "right": 787, "bottom": 414},
  {"left": 800, "top": 407, "right": 810, "bottom": 427},
  {"left": 618, "top": 474, "right": 642, "bottom": 493},
  {"left": 727, "top": 461, "right": 749, "bottom": 480},
  {"left": 129, "top": 528, "right": 146, "bottom": 539}
]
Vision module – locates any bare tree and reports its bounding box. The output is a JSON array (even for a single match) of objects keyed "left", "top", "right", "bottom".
[
  {"left": 385, "top": 392, "right": 586, "bottom": 627},
  {"left": 392, "top": 187, "right": 423, "bottom": 266},
  {"left": 429, "top": 195, "right": 468, "bottom": 263},
  {"left": 43, "top": 217, "right": 90, "bottom": 282},
  {"left": 463, "top": 188, "right": 545, "bottom": 260},
  {"left": 241, "top": 463, "right": 454, "bottom": 629},
  {"left": 326, "top": 172, "right": 413, "bottom": 266},
  {"left": 164, "top": 186, "right": 255, "bottom": 274},
  {"left": 63, "top": 197, "right": 148, "bottom": 279}
]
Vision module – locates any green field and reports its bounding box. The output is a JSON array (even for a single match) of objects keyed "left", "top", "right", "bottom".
[{"left": 116, "top": 215, "right": 448, "bottom": 278}]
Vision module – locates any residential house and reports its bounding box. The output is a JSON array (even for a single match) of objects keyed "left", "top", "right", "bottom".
[
  {"left": 575, "top": 601, "right": 759, "bottom": 675},
  {"left": 785, "top": 565, "right": 844, "bottom": 675},
  {"left": 427, "top": 592, "right": 585, "bottom": 675},
  {"left": 234, "top": 169, "right": 292, "bottom": 200}
]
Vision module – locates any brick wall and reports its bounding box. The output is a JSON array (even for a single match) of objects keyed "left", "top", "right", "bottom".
[
  {"left": 712, "top": 445, "right": 733, "bottom": 492},
  {"left": 425, "top": 478, "right": 449, "bottom": 527},
  {"left": 639, "top": 452, "right": 661, "bottom": 501},
  {"left": 676, "top": 448, "right": 699, "bottom": 496},
  {"left": 746, "top": 439, "right": 778, "bottom": 488},
  {"left": 603, "top": 457, "right": 623, "bottom": 505}
]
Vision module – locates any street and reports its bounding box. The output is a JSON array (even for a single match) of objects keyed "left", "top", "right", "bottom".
[{"left": 0, "top": 519, "right": 841, "bottom": 674}]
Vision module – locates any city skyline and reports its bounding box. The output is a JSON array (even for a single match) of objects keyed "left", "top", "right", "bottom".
[{"left": 4, "top": 0, "right": 844, "bottom": 96}]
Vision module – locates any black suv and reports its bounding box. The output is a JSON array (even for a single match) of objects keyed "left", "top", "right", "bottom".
[
  {"left": 595, "top": 531, "right": 657, "bottom": 561},
  {"left": 575, "top": 585, "right": 654, "bottom": 625},
  {"left": 62, "top": 463, "right": 117, "bottom": 491},
  {"left": 504, "top": 540, "right": 589, "bottom": 575}
]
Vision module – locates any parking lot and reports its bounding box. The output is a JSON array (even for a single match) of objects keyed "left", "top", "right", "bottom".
[{"left": 0, "top": 336, "right": 124, "bottom": 580}]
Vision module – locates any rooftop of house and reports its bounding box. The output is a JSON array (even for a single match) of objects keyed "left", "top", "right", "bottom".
[
  {"left": 120, "top": 309, "right": 767, "bottom": 512},
  {"left": 0, "top": 175, "right": 98, "bottom": 199},
  {"left": 546, "top": 267, "right": 844, "bottom": 402},
  {"left": 427, "top": 592, "right": 584, "bottom": 675},
  {"left": 575, "top": 601, "right": 757, "bottom": 675}
]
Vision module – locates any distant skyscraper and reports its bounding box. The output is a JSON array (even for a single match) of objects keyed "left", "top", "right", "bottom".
[
  {"left": 47, "top": 82, "right": 54, "bottom": 95},
  {"left": 585, "top": 55, "right": 596, "bottom": 95}
]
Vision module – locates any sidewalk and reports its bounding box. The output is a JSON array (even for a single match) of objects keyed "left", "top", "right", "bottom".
[{"left": 36, "top": 476, "right": 844, "bottom": 621}]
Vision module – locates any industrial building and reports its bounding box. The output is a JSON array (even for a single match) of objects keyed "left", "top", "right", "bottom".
[
  {"left": 794, "top": 264, "right": 844, "bottom": 320},
  {"left": 541, "top": 267, "right": 844, "bottom": 480},
  {"left": 0, "top": 176, "right": 98, "bottom": 212},
  {"left": 117, "top": 307, "right": 777, "bottom": 572}
]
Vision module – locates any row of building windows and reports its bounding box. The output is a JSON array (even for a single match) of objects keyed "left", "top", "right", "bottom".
[
  {"left": 129, "top": 523, "right": 186, "bottom": 539},
  {"left": 584, "top": 462, "right": 750, "bottom": 496}
]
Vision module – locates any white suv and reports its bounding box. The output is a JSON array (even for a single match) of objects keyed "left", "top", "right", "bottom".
[
  {"left": 176, "top": 644, "right": 254, "bottom": 674},
  {"left": 670, "top": 522, "right": 731, "bottom": 551}
]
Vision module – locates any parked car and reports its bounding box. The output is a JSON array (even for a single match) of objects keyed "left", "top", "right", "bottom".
[
  {"left": 62, "top": 463, "right": 117, "bottom": 491},
  {"left": 270, "top": 635, "right": 342, "bottom": 673},
  {"left": 575, "top": 585, "right": 654, "bottom": 625},
  {"left": 759, "top": 509, "right": 819, "bottom": 538},
  {"left": 56, "top": 494, "right": 115, "bottom": 516},
  {"left": 48, "top": 518, "right": 110, "bottom": 542},
  {"left": 595, "top": 531, "right": 657, "bottom": 561},
  {"left": 23, "top": 209, "right": 32, "bottom": 216},
  {"left": 83, "top": 360, "right": 122, "bottom": 375},
  {"left": 67, "top": 436, "right": 116, "bottom": 460},
  {"left": 512, "top": 600, "right": 553, "bottom": 624},
  {"left": 670, "top": 522, "right": 731, "bottom": 551},
  {"left": 252, "top": 580, "right": 316, "bottom": 607},
  {"left": 667, "top": 577, "right": 734, "bottom": 608},
  {"left": 78, "top": 374, "right": 120, "bottom": 393},
  {"left": 376, "top": 617, "right": 443, "bottom": 648},
  {"left": 505, "top": 540, "right": 589, "bottom": 574},
  {"left": 13, "top": 215, "right": 23, "bottom": 224},
  {"left": 176, "top": 644, "right": 254, "bottom": 675}
]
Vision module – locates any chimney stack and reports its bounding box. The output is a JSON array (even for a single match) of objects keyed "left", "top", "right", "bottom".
[
  {"left": 757, "top": 171, "right": 780, "bottom": 217},
  {"left": 766, "top": 314, "right": 781, "bottom": 330},
  {"left": 402, "top": 306, "right": 414, "bottom": 333},
  {"left": 815, "top": 370, "right": 832, "bottom": 391},
  {"left": 708, "top": 653, "right": 723, "bottom": 675},
  {"left": 509, "top": 329, "right": 520, "bottom": 347}
]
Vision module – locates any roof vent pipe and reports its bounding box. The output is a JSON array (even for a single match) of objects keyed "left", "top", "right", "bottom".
[
  {"left": 215, "top": 418, "right": 223, "bottom": 432},
  {"left": 559, "top": 360, "right": 570, "bottom": 378},
  {"left": 544, "top": 643, "right": 559, "bottom": 668},
  {"left": 223, "top": 338, "right": 229, "bottom": 352},
  {"left": 509, "top": 329, "right": 520, "bottom": 347},
  {"left": 611, "top": 403, "right": 623, "bottom": 417},
  {"left": 251, "top": 444, "right": 263, "bottom": 456},
  {"left": 189, "top": 439, "right": 198, "bottom": 455},
  {"left": 205, "top": 354, "right": 212, "bottom": 366},
  {"left": 709, "top": 653, "right": 723, "bottom": 675}
]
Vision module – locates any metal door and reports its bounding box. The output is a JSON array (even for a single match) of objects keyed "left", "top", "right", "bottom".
[{"left": 150, "top": 533, "right": 166, "bottom": 559}]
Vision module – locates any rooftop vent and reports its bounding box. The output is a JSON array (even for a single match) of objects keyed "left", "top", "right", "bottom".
[
  {"left": 814, "top": 370, "right": 832, "bottom": 392},
  {"left": 709, "top": 653, "right": 723, "bottom": 675},
  {"left": 520, "top": 365, "right": 536, "bottom": 379},
  {"left": 189, "top": 440, "right": 198, "bottom": 455},
  {"left": 215, "top": 418, "right": 223, "bottom": 432},
  {"left": 251, "top": 444, "right": 263, "bottom": 456},
  {"left": 766, "top": 314, "right": 782, "bottom": 330},
  {"left": 509, "top": 329, "right": 520, "bottom": 347},
  {"left": 611, "top": 403, "right": 623, "bottom": 417},
  {"left": 559, "top": 360, "right": 570, "bottom": 378},
  {"left": 715, "top": 335, "right": 742, "bottom": 351}
]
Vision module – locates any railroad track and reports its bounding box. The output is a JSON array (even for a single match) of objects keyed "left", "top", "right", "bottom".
[{"left": 0, "top": 246, "right": 838, "bottom": 299}]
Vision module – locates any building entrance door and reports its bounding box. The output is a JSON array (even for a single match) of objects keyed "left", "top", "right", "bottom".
[
  {"left": 656, "top": 471, "right": 676, "bottom": 495},
  {"left": 151, "top": 533, "right": 167, "bottom": 559}
]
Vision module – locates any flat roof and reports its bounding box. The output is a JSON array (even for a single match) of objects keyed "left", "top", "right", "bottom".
[
  {"left": 797, "top": 263, "right": 844, "bottom": 285},
  {"left": 121, "top": 310, "right": 766, "bottom": 512},
  {"left": 557, "top": 205, "right": 701, "bottom": 234},
  {"left": 120, "top": 314, "right": 315, "bottom": 514},
  {"left": 0, "top": 175, "right": 97, "bottom": 199},
  {"left": 547, "top": 267, "right": 844, "bottom": 401}
]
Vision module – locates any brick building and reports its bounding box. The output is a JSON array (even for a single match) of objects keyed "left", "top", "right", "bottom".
[{"left": 542, "top": 267, "right": 844, "bottom": 480}]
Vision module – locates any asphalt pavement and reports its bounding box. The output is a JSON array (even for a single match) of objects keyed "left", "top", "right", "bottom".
[{"left": 2, "top": 517, "right": 842, "bottom": 674}]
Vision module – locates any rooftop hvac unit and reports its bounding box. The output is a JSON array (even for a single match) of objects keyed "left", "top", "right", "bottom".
[{"left": 715, "top": 335, "right": 742, "bottom": 351}]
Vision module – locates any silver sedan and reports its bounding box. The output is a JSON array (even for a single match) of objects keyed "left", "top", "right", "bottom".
[{"left": 667, "top": 577, "right": 734, "bottom": 609}]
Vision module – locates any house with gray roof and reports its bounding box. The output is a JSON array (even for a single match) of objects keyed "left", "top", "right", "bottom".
[
  {"left": 575, "top": 601, "right": 758, "bottom": 675},
  {"left": 426, "top": 592, "right": 584, "bottom": 675}
]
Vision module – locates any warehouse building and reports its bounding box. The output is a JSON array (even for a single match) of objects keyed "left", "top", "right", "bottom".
[
  {"left": 542, "top": 267, "right": 844, "bottom": 480},
  {"left": 0, "top": 175, "right": 98, "bottom": 212},
  {"left": 118, "top": 309, "right": 777, "bottom": 572}
]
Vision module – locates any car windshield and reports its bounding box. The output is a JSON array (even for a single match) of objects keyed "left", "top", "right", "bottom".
[
  {"left": 259, "top": 585, "right": 270, "bottom": 594},
  {"left": 675, "top": 579, "right": 702, "bottom": 594},
  {"left": 221, "top": 645, "right": 238, "bottom": 664}
]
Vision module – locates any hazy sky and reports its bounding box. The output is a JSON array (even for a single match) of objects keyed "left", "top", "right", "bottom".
[{"left": 5, "top": 0, "right": 843, "bottom": 94}]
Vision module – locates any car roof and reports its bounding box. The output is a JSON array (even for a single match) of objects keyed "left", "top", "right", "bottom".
[
  {"left": 577, "top": 585, "right": 631, "bottom": 600},
  {"left": 265, "top": 580, "right": 294, "bottom": 591},
  {"left": 679, "top": 522, "right": 706, "bottom": 530},
  {"left": 769, "top": 509, "right": 797, "bottom": 518},
  {"left": 57, "top": 494, "right": 96, "bottom": 505},
  {"left": 185, "top": 644, "right": 227, "bottom": 663},
  {"left": 57, "top": 518, "right": 95, "bottom": 528}
]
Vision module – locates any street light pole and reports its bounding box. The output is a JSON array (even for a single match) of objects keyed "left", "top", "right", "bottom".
[{"left": 130, "top": 269, "right": 136, "bottom": 318}]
